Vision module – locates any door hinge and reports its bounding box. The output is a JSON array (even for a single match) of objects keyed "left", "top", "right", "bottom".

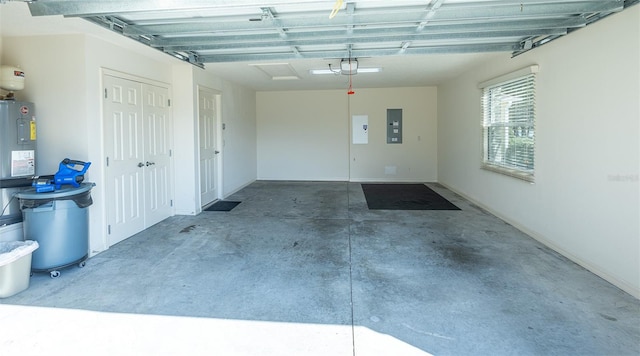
[
  {"left": 169, "top": 149, "right": 172, "bottom": 157},
  {"left": 168, "top": 99, "right": 171, "bottom": 107},
  {"left": 170, "top": 200, "right": 173, "bottom": 207},
  {"left": 104, "top": 88, "right": 108, "bottom": 99},
  {"left": 106, "top": 156, "right": 109, "bottom": 167},
  {"left": 107, "top": 225, "right": 111, "bottom": 235}
]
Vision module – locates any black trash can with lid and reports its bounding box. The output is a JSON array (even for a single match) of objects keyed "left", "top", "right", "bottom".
[{"left": 17, "top": 182, "right": 94, "bottom": 278}]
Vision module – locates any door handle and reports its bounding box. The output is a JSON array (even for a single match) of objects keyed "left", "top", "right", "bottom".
[
  {"left": 137, "top": 162, "right": 144, "bottom": 168},
  {"left": 146, "top": 161, "right": 155, "bottom": 166},
  {"left": 215, "top": 150, "right": 220, "bottom": 154}
]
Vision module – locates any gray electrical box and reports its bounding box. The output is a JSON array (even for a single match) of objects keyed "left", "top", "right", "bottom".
[{"left": 387, "top": 109, "right": 402, "bottom": 144}]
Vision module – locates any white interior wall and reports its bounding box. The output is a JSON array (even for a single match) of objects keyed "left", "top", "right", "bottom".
[
  {"left": 2, "top": 35, "right": 88, "bottom": 175},
  {"left": 349, "top": 87, "right": 438, "bottom": 182},
  {"left": 257, "top": 90, "right": 348, "bottom": 181},
  {"left": 2, "top": 35, "right": 93, "bottom": 246},
  {"left": 2, "top": 33, "right": 177, "bottom": 254},
  {"left": 0, "top": 8, "right": 3, "bottom": 68},
  {"left": 437, "top": 7, "right": 640, "bottom": 297},
  {"left": 1, "top": 3, "right": 258, "bottom": 253},
  {"left": 256, "top": 87, "right": 437, "bottom": 182},
  {"left": 172, "top": 65, "right": 199, "bottom": 215},
  {"left": 172, "top": 65, "right": 257, "bottom": 214},
  {"left": 220, "top": 81, "right": 257, "bottom": 195}
]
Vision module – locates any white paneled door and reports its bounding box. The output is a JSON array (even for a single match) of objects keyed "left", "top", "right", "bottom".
[
  {"left": 142, "top": 84, "right": 173, "bottom": 227},
  {"left": 198, "top": 86, "right": 220, "bottom": 207},
  {"left": 103, "top": 74, "right": 173, "bottom": 247}
]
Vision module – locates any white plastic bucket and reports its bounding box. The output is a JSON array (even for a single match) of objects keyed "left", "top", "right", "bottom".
[{"left": 0, "top": 240, "right": 39, "bottom": 298}]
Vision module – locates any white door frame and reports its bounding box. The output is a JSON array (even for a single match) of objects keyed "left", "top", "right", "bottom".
[
  {"left": 101, "top": 68, "right": 174, "bottom": 246},
  {"left": 215, "top": 92, "right": 223, "bottom": 201},
  {"left": 197, "top": 85, "right": 223, "bottom": 208}
]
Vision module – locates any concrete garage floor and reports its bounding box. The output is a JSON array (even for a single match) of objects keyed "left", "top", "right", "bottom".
[{"left": 1, "top": 181, "right": 638, "bottom": 355}]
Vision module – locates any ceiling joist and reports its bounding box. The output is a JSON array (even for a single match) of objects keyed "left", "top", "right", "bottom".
[{"left": 25, "top": 0, "right": 638, "bottom": 66}]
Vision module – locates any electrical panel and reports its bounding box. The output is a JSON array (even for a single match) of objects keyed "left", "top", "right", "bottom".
[{"left": 387, "top": 109, "right": 402, "bottom": 144}]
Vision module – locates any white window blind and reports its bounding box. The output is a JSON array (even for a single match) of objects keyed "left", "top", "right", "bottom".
[{"left": 480, "top": 66, "right": 537, "bottom": 182}]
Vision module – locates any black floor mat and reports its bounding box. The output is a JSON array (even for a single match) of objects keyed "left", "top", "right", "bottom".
[
  {"left": 204, "top": 201, "right": 241, "bottom": 212},
  {"left": 361, "top": 184, "right": 460, "bottom": 210}
]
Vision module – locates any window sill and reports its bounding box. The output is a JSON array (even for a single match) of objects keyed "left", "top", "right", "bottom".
[{"left": 481, "top": 163, "right": 534, "bottom": 183}]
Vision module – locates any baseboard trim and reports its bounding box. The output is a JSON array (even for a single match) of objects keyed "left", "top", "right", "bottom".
[
  {"left": 223, "top": 179, "right": 257, "bottom": 199},
  {"left": 349, "top": 178, "right": 431, "bottom": 183},
  {"left": 256, "top": 177, "right": 349, "bottom": 182}
]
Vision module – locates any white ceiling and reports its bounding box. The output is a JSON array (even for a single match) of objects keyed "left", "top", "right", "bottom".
[
  {"left": 202, "top": 53, "right": 499, "bottom": 90},
  {"left": 1, "top": 1, "right": 634, "bottom": 91}
]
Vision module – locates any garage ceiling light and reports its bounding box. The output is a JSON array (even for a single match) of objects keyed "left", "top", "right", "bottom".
[
  {"left": 310, "top": 59, "right": 382, "bottom": 75},
  {"left": 309, "top": 68, "right": 382, "bottom": 75}
]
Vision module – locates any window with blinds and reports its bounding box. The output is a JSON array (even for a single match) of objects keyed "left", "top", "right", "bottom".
[{"left": 481, "top": 68, "right": 537, "bottom": 182}]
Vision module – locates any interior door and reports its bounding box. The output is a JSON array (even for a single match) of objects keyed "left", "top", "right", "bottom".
[
  {"left": 198, "top": 86, "right": 219, "bottom": 207},
  {"left": 143, "top": 83, "right": 173, "bottom": 227},
  {"left": 103, "top": 74, "right": 145, "bottom": 246}
]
